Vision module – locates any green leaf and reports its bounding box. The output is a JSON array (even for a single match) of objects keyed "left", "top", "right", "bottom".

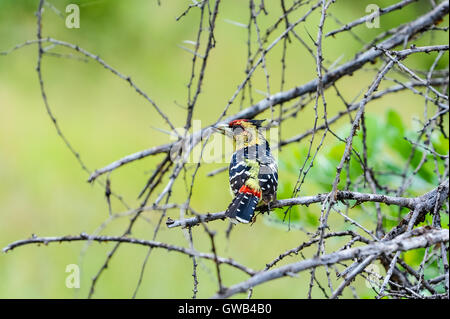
[{"left": 386, "top": 109, "right": 405, "bottom": 135}]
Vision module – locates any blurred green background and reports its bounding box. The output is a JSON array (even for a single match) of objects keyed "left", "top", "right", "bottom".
[{"left": 0, "top": 0, "right": 448, "bottom": 298}]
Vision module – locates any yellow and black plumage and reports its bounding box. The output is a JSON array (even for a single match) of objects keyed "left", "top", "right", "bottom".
[{"left": 215, "top": 119, "right": 278, "bottom": 223}]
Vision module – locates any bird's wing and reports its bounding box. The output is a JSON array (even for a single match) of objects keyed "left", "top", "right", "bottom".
[{"left": 229, "top": 154, "right": 251, "bottom": 195}]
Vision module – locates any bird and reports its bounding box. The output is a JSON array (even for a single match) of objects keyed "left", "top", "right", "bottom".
[{"left": 215, "top": 119, "right": 278, "bottom": 224}]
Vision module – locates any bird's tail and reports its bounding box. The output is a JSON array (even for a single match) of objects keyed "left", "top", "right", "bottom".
[{"left": 225, "top": 186, "right": 260, "bottom": 223}]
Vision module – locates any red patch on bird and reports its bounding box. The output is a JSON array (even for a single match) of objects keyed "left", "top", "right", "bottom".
[
  {"left": 228, "top": 119, "right": 249, "bottom": 127},
  {"left": 239, "top": 185, "right": 261, "bottom": 198}
]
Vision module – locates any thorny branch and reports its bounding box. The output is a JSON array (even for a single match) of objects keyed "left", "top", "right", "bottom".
[
  {"left": 2, "top": 0, "right": 449, "bottom": 299},
  {"left": 166, "top": 179, "right": 448, "bottom": 229},
  {"left": 212, "top": 228, "right": 449, "bottom": 299}
]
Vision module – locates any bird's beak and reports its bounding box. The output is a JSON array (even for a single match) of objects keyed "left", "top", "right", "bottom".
[{"left": 213, "top": 123, "right": 232, "bottom": 137}]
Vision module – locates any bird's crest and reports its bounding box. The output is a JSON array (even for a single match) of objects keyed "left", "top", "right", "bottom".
[{"left": 228, "top": 119, "right": 265, "bottom": 128}]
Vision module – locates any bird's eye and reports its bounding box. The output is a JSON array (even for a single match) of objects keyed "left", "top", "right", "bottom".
[{"left": 232, "top": 125, "right": 244, "bottom": 134}]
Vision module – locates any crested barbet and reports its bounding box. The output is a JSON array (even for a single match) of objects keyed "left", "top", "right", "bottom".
[{"left": 215, "top": 119, "right": 278, "bottom": 224}]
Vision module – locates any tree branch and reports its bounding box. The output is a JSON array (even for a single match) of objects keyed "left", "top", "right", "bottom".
[
  {"left": 2, "top": 233, "right": 256, "bottom": 276},
  {"left": 87, "top": 1, "right": 449, "bottom": 182},
  {"left": 212, "top": 227, "right": 449, "bottom": 298},
  {"left": 166, "top": 179, "right": 448, "bottom": 229}
]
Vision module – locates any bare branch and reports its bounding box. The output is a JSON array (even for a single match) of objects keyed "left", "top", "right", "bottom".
[
  {"left": 167, "top": 180, "right": 447, "bottom": 229},
  {"left": 326, "top": 0, "right": 419, "bottom": 38},
  {"left": 2, "top": 233, "right": 257, "bottom": 276},
  {"left": 213, "top": 228, "right": 449, "bottom": 298}
]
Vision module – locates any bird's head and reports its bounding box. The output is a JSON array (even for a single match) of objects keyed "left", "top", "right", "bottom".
[{"left": 214, "top": 119, "right": 266, "bottom": 148}]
